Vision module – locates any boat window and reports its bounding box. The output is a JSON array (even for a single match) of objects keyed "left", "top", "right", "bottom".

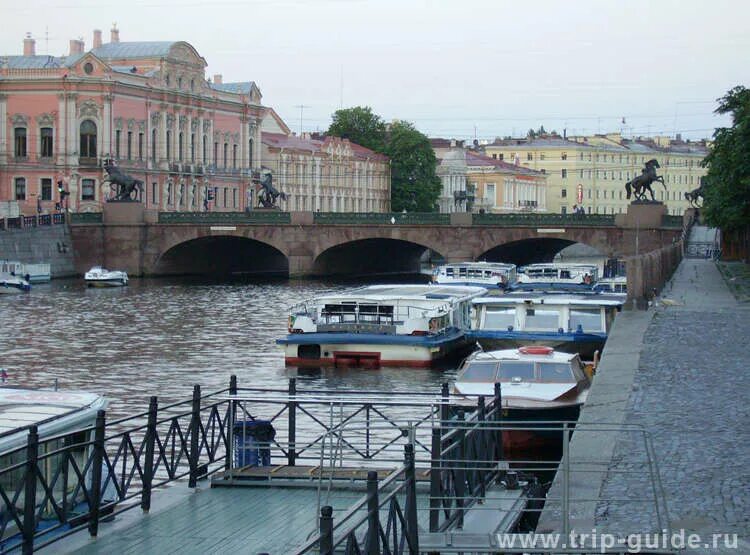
[
  {"left": 498, "top": 361, "right": 535, "bottom": 381},
  {"left": 615, "top": 284, "right": 627, "bottom": 293},
  {"left": 458, "top": 267, "right": 467, "bottom": 277},
  {"left": 560, "top": 270, "right": 571, "bottom": 279},
  {"left": 483, "top": 307, "right": 515, "bottom": 329},
  {"left": 525, "top": 308, "right": 560, "bottom": 330},
  {"left": 569, "top": 308, "right": 602, "bottom": 331},
  {"left": 538, "top": 362, "right": 575, "bottom": 383},
  {"left": 460, "top": 361, "right": 499, "bottom": 382},
  {"left": 446, "top": 267, "right": 454, "bottom": 276}
]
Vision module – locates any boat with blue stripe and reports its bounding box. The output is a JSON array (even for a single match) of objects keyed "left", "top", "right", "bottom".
[
  {"left": 432, "top": 261, "right": 517, "bottom": 290},
  {"left": 467, "top": 292, "right": 624, "bottom": 359},
  {"left": 277, "top": 284, "right": 487, "bottom": 367}
]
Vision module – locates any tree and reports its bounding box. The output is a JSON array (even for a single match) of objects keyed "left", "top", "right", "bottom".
[
  {"left": 327, "top": 106, "right": 387, "bottom": 153},
  {"left": 701, "top": 86, "right": 750, "bottom": 232},
  {"left": 385, "top": 121, "right": 442, "bottom": 212}
]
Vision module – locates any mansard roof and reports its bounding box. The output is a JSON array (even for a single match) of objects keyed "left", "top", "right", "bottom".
[
  {"left": 262, "top": 132, "right": 389, "bottom": 162},
  {"left": 91, "top": 41, "right": 175, "bottom": 59}
]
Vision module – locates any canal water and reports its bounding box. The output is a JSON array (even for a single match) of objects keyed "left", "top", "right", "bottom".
[{"left": 0, "top": 276, "right": 457, "bottom": 420}]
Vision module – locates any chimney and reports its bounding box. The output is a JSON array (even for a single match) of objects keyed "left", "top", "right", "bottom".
[
  {"left": 23, "top": 33, "right": 36, "bottom": 56},
  {"left": 93, "top": 29, "right": 102, "bottom": 49},
  {"left": 110, "top": 24, "right": 120, "bottom": 43},
  {"left": 69, "top": 39, "right": 85, "bottom": 56},
  {"left": 213, "top": 74, "right": 223, "bottom": 85}
]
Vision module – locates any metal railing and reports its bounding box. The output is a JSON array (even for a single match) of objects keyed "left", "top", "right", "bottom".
[
  {"left": 0, "top": 214, "right": 66, "bottom": 231},
  {"left": 472, "top": 212, "right": 617, "bottom": 226},
  {"left": 157, "top": 211, "right": 291, "bottom": 224},
  {"left": 313, "top": 212, "right": 451, "bottom": 225},
  {"left": 68, "top": 212, "right": 102, "bottom": 225}
]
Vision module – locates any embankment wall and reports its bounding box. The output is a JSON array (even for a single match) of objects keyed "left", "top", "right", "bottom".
[{"left": 0, "top": 225, "right": 76, "bottom": 278}]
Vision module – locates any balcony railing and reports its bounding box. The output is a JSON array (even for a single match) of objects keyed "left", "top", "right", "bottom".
[
  {"left": 313, "top": 212, "right": 451, "bottom": 225},
  {"left": 473, "top": 212, "right": 616, "bottom": 226}
]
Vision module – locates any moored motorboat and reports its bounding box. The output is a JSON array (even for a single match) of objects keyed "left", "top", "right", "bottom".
[
  {"left": 452, "top": 346, "right": 591, "bottom": 456},
  {"left": 467, "top": 292, "right": 623, "bottom": 359},
  {"left": 277, "top": 284, "right": 487, "bottom": 367},
  {"left": 84, "top": 266, "right": 128, "bottom": 287},
  {"left": 432, "top": 261, "right": 517, "bottom": 290},
  {"left": 0, "top": 274, "right": 31, "bottom": 294}
]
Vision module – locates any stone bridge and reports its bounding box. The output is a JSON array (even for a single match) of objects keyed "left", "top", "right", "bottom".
[{"left": 69, "top": 204, "right": 685, "bottom": 278}]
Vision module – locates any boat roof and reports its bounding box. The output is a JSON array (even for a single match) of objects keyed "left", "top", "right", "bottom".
[
  {"left": 0, "top": 388, "right": 108, "bottom": 454},
  {"left": 311, "top": 284, "right": 487, "bottom": 304},
  {"left": 466, "top": 348, "right": 576, "bottom": 364},
  {"left": 473, "top": 292, "right": 624, "bottom": 306},
  {"left": 520, "top": 263, "right": 598, "bottom": 271},
  {"left": 440, "top": 261, "right": 516, "bottom": 269}
]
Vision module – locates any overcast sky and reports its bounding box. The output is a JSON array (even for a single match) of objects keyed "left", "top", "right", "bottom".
[{"left": 2, "top": 0, "right": 747, "bottom": 140}]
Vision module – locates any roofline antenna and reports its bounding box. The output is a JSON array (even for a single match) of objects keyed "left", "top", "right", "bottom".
[{"left": 294, "top": 104, "right": 308, "bottom": 136}]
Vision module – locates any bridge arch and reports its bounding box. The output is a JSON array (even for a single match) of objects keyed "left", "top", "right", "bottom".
[
  {"left": 313, "top": 237, "right": 444, "bottom": 277},
  {"left": 477, "top": 238, "right": 606, "bottom": 267},
  {"left": 154, "top": 235, "right": 289, "bottom": 276}
]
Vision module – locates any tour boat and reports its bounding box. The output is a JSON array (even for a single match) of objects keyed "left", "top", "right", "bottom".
[
  {"left": 432, "top": 261, "right": 517, "bottom": 290},
  {"left": 0, "top": 261, "right": 50, "bottom": 283},
  {"left": 592, "top": 276, "right": 627, "bottom": 296},
  {"left": 510, "top": 263, "right": 599, "bottom": 292},
  {"left": 467, "top": 292, "right": 624, "bottom": 359},
  {"left": 84, "top": 266, "right": 129, "bottom": 287},
  {"left": 0, "top": 273, "right": 31, "bottom": 294},
  {"left": 277, "top": 284, "right": 487, "bottom": 367},
  {"left": 452, "top": 346, "right": 591, "bottom": 455}
]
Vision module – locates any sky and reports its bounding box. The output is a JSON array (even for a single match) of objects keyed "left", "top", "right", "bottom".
[{"left": 2, "top": 0, "right": 748, "bottom": 141}]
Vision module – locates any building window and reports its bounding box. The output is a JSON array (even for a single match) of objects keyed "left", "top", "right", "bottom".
[
  {"left": 561, "top": 188, "right": 567, "bottom": 198},
  {"left": 203, "top": 135, "right": 208, "bottom": 163},
  {"left": 80, "top": 120, "right": 97, "bottom": 158},
  {"left": 115, "top": 129, "right": 121, "bottom": 159},
  {"left": 138, "top": 132, "right": 144, "bottom": 160},
  {"left": 579, "top": 169, "right": 584, "bottom": 178},
  {"left": 232, "top": 144, "right": 237, "bottom": 169},
  {"left": 165, "top": 74, "right": 171, "bottom": 86},
  {"left": 41, "top": 178, "right": 52, "bottom": 201},
  {"left": 127, "top": 131, "right": 133, "bottom": 160},
  {"left": 152, "top": 182, "right": 158, "bottom": 205},
  {"left": 223, "top": 143, "right": 228, "bottom": 167},
  {"left": 562, "top": 152, "right": 567, "bottom": 160},
  {"left": 540, "top": 153, "right": 546, "bottom": 160},
  {"left": 223, "top": 187, "right": 228, "bottom": 207},
  {"left": 249, "top": 138, "right": 254, "bottom": 168},
  {"left": 81, "top": 178, "right": 95, "bottom": 201},
  {"left": 527, "top": 152, "right": 532, "bottom": 161},
  {"left": 151, "top": 128, "right": 157, "bottom": 162},
  {"left": 561, "top": 206, "right": 567, "bottom": 214},
  {"left": 14, "top": 128, "right": 27, "bottom": 157},
  {"left": 167, "top": 183, "right": 173, "bottom": 204},
  {"left": 491, "top": 153, "right": 497, "bottom": 159},
  {"left": 191, "top": 134, "right": 195, "bottom": 163},
  {"left": 177, "top": 76, "right": 183, "bottom": 89},
  {"left": 214, "top": 142, "right": 218, "bottom": 165},
  {"left": 190, "top": 79, "right": 195, "bottom": 92},
  {"left": 15, "top": 177, "right": 26, "bottom": 200},
  {"left": 40, "top": 127, "right": 53, "bottom": 157},
  {"left": 178, "top": 132, "right": 184, "bottom": 162},
  {"left": 561, "top": 169, "right": 567, "bottom": 178},
  {"left": 166, "top": 130, "right": 172, "bottom": 160}
]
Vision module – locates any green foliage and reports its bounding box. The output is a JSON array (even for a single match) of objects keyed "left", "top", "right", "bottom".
[
  {"left": 327, "top": 106, "right": 387, "bottom": 152},
  {"left": 327, "top": 108, "right": 442, "bottom": 212},
  {"left": 385, "top": 121, "right": 442, "bottom": 212},
  {"left": 702, "top": 86, "right": 750, "bottom": 232}
]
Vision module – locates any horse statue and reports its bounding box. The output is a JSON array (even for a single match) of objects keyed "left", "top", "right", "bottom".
[
  {"left": 103, "top": 159, "right": 143, "bottom": 202},
  {"left": 685, "top": 177, "right": 707, "bottom": 207},
  {"left": 625, "top": 158, "right": 666, "bottom": 202},
  {"left": 453, "top": 189, "right": 475, "bottom": 211},
  {"left": 252, "top": 169, "right": 286, "bottom": 209}
]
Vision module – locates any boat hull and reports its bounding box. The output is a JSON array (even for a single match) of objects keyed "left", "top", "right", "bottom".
[
  {"left": 467, "top": 331, "right": 606, "bottom": 360},
  {"left": 278, "top": 329, "right": 472, "bottom": 368},
  {"left": 0, "top": 285, "right": 29, "bottom": 294}
]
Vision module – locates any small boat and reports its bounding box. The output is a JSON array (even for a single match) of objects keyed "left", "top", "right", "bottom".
[
  {"left": 84, "top": 266, "right": 128, "bottom": 287},
  {"left": 452, "top": 346, "right": 591, "bottom": 456},
  {"left": 432, "top": 261, "right": 517, "bottom": 290},
  {"left": 592, "top": 276, "right": 627, "bottom": 296},
  {"left": 277, "top": 284, "right": 487, "bottom": 367},
  {"left": 0, "top": 273, "right": 31, "bottom": 294},
  {"left": 511, "top": 263, "right": 599, "bottom": 292},
  {"left": 467, "top": 292, "right": 624, "bottom": 359}
]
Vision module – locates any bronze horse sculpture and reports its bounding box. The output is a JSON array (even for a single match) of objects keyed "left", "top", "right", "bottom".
[
  {"left": 625, "top": 158, "right": 666, "bottom": 202},
  {"left": 685, "top": 177, "right": 707, "bottom": 207},
  {"left": 253, "top": 170, "right": 287, "bottom": 208},
  {"left": 103, "top": 159, "right": 143, "bottom": 201}
]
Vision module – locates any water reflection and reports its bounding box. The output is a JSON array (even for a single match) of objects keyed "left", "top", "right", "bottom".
[{"left": 0, "top": 276, "right": 457, "bottom": 420}]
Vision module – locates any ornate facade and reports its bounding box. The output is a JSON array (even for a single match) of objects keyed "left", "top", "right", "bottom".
[{"left": 1, "top": 28, "right": 265, "bottom": 215}]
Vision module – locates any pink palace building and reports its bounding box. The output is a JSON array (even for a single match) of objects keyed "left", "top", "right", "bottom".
[{"left": 0, "top": 27, "right": 266, "bottom": 215}]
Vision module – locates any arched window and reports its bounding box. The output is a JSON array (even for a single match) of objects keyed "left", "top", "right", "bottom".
[{"left": 80, "top": 120, "right": 97, "bottom": 159}]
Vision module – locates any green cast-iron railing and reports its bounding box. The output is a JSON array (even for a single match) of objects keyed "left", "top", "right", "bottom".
[
  {"left": 68, "top": 212, "right": 102, "bottom": 224},
  {"left": 472, "top": 212, "right": 617, "bottom": 226},
  {"left": 157, "top": 211, "right": 291, "bottom": 224},
  {"left": 313, "top": 212, "right": 451, "bottom": 225}
]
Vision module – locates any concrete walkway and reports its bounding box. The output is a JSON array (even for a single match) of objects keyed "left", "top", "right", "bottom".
[{"left": 540, "top": 259, "right": 749, "bottom": 553}]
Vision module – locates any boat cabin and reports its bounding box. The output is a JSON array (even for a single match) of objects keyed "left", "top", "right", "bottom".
[
  {"left": 433, "top": 262, "right": 517, "bottom": 289},
  {"left": 515, "top": 263, "right": 599, "bottom": 289},
  {"left": 592, "top": 277, "right": 627, "bottom": 295}
]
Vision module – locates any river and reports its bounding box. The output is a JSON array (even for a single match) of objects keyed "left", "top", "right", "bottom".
[{"left": 0, "top": 276, "right": 458, "bottom": 420}]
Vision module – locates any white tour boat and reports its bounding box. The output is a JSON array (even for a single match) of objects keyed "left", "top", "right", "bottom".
[
  {"left": 592, "top": 276, "right": 627, "bottom": 296},
  {"left": 467, "top": 292, "right": 624, "bottom": 359},
  {"left": 84, "top": 266, "right": 129, "bottom": 287},
  {"left": 0, "top": 273, "right": 31, "bottom": 294},
  {"left": 432, "top": 261, "right": 517, "bottom": 290},
  {"left": 452, "top": 346, "right": 591, "bottom": 455},
  {"left": 511, "top": 263, "right": 599, "bottom": 292},
  {"left": 277, "top": 284, "right": 487, "bottom": 367},
  {"left": 0, "top": 261, "right": 50, "bottom": 283}
]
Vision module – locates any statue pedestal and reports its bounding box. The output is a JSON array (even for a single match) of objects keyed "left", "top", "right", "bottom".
[
  {"left": 103, "top": 201, "right": 144, "bottom": 224},
  {"left": 614, "top": 202, "right": 666, "bottom": 229}
]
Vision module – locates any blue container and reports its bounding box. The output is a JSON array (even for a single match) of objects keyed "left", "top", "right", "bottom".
[{"left": 234, "top": 420, "right": 275, "bottom": 467}]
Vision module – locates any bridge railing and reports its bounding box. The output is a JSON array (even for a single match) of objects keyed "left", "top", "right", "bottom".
[
  {"left": 69, "top": 212, "right": 103, "bottom": 224},
  {"left": 157, "top": 211, "right": 291, "bottom": 224},
  {"left": 313, "top": 212, "right": 451, "bottom": 225},
  {"left": 472, "top": 212, "right": 616, "bottom": 226}
]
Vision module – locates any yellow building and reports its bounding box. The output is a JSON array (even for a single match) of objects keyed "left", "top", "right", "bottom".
[{"left": 482, "top": 133, "right": 708, "bottom": 216}]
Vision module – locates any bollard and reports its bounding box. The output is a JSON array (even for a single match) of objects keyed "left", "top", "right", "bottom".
[
  {"left": 22, "top": 426, "right": 39, "bottom": 555},
  {"left": 288, "top": 378, "right": 297, "bottom": 466},
  {"left": 319, "top": 505, "right": 333, "bottom": 555},
  {"left": 364, "top": 471, "right": 380, "bottom": 554},
  {"left": 188, "top": 384, "right": 201, "bottom": 488},
  {"left": 141, "top": 396, "right": 158, "bottom": 512},
  {"left": 88, "top": 410, "right": 106, "bottom": 538}
]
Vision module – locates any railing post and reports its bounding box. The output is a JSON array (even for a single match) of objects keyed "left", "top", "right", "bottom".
[
  {"left": 22, "top": 426, "right": 39, "bottom": 555},
  {"left": 364, "top": 470, "right": 380, "bottom": 555},
  {"left": 288, "top": 377, "right": 297, "bottom": 466},
  {"left": 226, "top": 375, "right": 237, "bottom": 472},
  {"left": 561, "top": 422, "right": 570, "bottom": 537},
  {"left": 188, "top": 384, "right": 201, "bottom": 488},
  {"left": 404, "top": 443, "right": 419, "bottom": 554},
  {"left": 141, "top": 396, "right": 158, "bottom": 512},
  {"left": 477, "top": 395, "right": 486, "bottom": 499},
  {"left": 494, "top": 382, "right": 504, "bottom": 461},
  {"left": 454, "top": 412, "right": 466, "bottom": 530},
  {"left": 88, "top": 410, "right": 106, "bottom": 538},
  {"left": 440, "top": 382, "right": 450, "bottom": 423},
  {"left": 429, "top": 427, "right": 441, "bottom": 533},
  {"left": 319, "top": 505, "right": 333, "bottom": 555}
]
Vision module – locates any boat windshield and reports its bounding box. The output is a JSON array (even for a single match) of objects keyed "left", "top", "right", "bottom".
[
  {"left": 498, "top": 361, "right": 535, "bottom": 381},
  {"left": 483, "top": 307, "right": 515, "bottom": 329},
  {"left": 538, "top": 362, "right": 575, "bottom": 383},
  {"left": 459, "top": 361, "right": 498, "bottom": 382},
  {"left": 569, "top": 308, "right": 601, "bottom": 331},
  {"left": 525, "top": 308, "right": 560, "bottom": 330}
]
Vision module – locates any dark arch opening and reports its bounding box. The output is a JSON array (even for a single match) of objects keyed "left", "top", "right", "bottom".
[
  {"left": 155, "top": 236, "right": 288, "bottom": 277},
  {"left": 314, "top": 238, "right": 443, "bottom": 278},
  {"left": 479, "top": 238, "right": 605, "bottom": 267}
]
